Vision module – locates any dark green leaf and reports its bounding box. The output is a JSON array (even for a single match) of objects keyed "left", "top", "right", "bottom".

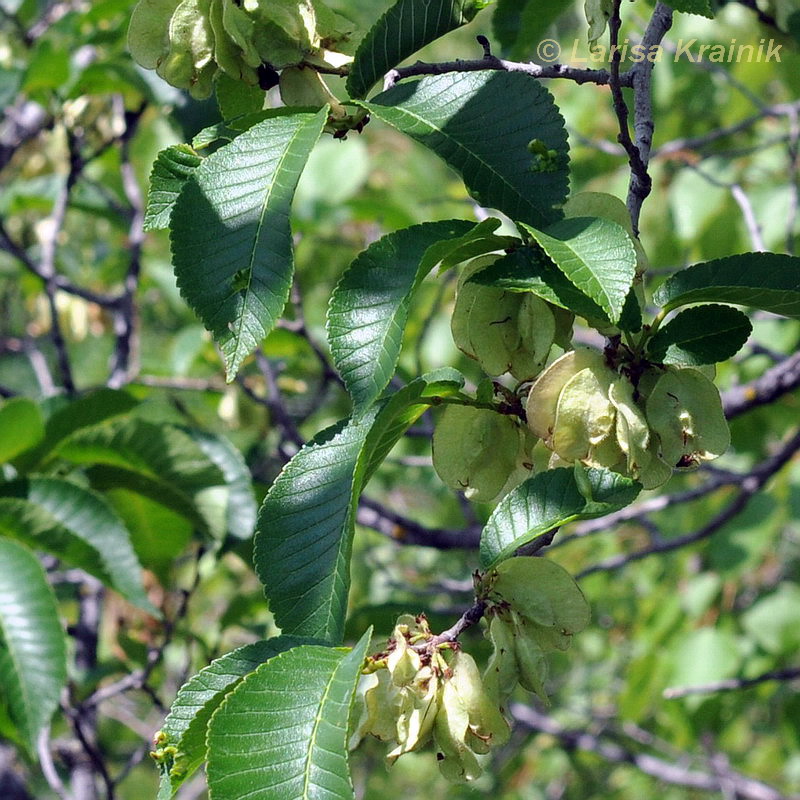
[
  {"left": 327, "top": 219, "right": 476, "bottom": 414},
  {"left": 653, "top": 253, "right": 800, "bottom": 317},
  {"left": 429, "top": 218, "right": 518, "bottom": 271},
  {"left": 669, "top": 0, "right": 713, "bottom": 17},
  {"left": 102, "top": 488, "right": 192, "bottom": 571},
  {"left": 157, "top": 636, "right": 312, "bottom": 798},
  {"left": 0, "top": 398, "right": 44, "bottom": 463},
  {"left": 0, "top": 477, "right": 158, "bottom": 614},
  {"left": 0, "top": 539, "right": 67, "bottom": 755},
  {"left": 58, "top": 418, "right": 233, "bottom": 539},
  {"left": 790, "top": 11, "right": 800, "bottom": 45},
  {"left": 521, "top": 218, "right": 636, "bottom": 324},
  {"left": 360, "top": 369, "right": 464, "bottom": 483},
  {"left": 215, "top": 71, "right": 265, "bottom": 121},
  {"left": 254, "top": 415, "right": 370, "bottom": 644},
  {"left": 143, "top": 144, "right": 202, "bottom": 232},
  {"left": 191, "top": 111, "right": 276, "bottom": 150},
  {"left": 469, "top": 246, "right": 611, "bottom": 324},
  {"left": 346, "top": 0, "right": 490, "bottom": 99},
  {"left": 493, "top": 0, "right": 531, "bottom": 51},
  {"left": 185, "top": 430, "right": 257, "bottom": 540},
  {"left": 479, "top": 466, "right": 640, "bottom": 568},
  {"left": 206, "top": 632, "right": 371, "bottom": 800},
  {"left": 171, "top": 109, "right": 327, "bottom": 378},
  {"left": 255, "top": 373, "right": 463, "bottom": 643},
  {"left": 13, "top": 388, "right": 138, "bottom": 471},
  {"left": 58, "top": 418, "right": 224, "bottom": 490},
  {"left": 647, "top": 304, "right": 753, "bottom": 366},
  {"left": 618, "top": 284, "right": 643, "bottom": 334},
  {"left": 364, "top": 71, "right": 569, "bottom": 228},
  {"left": 493, "top": 0, "right": 571, "bottom": 58},
  {"left": 87, "top": 466, "right": 208, "bottom": 534}
]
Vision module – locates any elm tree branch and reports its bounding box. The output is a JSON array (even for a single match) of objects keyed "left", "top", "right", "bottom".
[
  {"left": 357, "top": 495, "right": 481, "bottom": 549},
  {"left": 614, "top": 1, "right": 674, "bottom": 236},
  {"left": 383, "top": 44, "right": 625, "bottom": 91},
  {"left": 37, "top": 127, "right": 85, "bottom": 395},
  {"left": 664, "top": 666, "right": 800, "bottom": 699},
  {"left": 654, "top": 100, "right": 800, "bottom": 158},
  {"left": 511, "top": 704, "right": 794, "bottom": 800},
  {"left": 577, "top": 427, "right": 800, "bottom": 578},
  {"left": 108, "top": 99, "right": 146, "bottom": 389},
  {"left": 723, "top": 350, "right": 800, "bottom": 418},
  {"left": 426, "top": 600, "right": 486, "bottom": 648},
  {"left": 785, "top": 105, "right": 799, "bottom": 255}
]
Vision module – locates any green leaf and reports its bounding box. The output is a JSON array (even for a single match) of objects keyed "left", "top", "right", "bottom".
[
  {"left": 617, "top": 284, "right": 643, "bottom": 334},
  {"left": 654, "top": 253, "right": 800, "bottom": 318},
  {"left": 346, "top": 0, "right": 490, "bottom": 99},
  {"left": 191, "top": 111, "right": 276, "bottom": 151},
  {"left": 521, "top": 218, "right": 636, "bottom": 324},
  {"left": 327, "top": 219, "right": 476, "bottom": 414},
  {"left": 13, "top": 388, "right": 139, "bottom": 471},
  {"left": 143, "top": 144, "right": 202, "bottom": 232},
  {"left": 360, "top": 368, "right": 464, "bottom": 483},
  {"left": 171, "top": 108, "right": 327, "bottom": 378},
  {"left": 58, "top": 419, "right": 230, "bottom": 539},
  {"left": 470, "top": 245, "right": 611, "bottom": 323},
  {"left": 741, "top": 583, "right": 800, "bottom": 656},
  {"left": 364, "top": 71, "right": 569, "bottom": 228},
  {"left": 0, "top": 477, "right": 158, "bottom": 615},
  {"left": 0, "top": 398, "right": 44, "bottom": 463},
  {"left": 102, "top": 489, "right": 192, "bottom": 571},
  {"left": 647, "top": 304, "right": 752, "bottom": 366},
  {"left": 186, "top": 430, "right": 257, "bottom": 540},
  {"left": 207, "top": 632, "right": 371, "bottom": 800},
  {"left": 562, "top": 191, "right": 649, "bottom": 272},
  {"left": 255, "top": 373, "right": 463, "bottom": 643},
  {"left": 669, "top": 629, "right": 740, "bottom": 695},
  {"left": 88, "top": 467, "right": 209, "bottom": 539},
  {"left": 0, "top": 538, "right": 67, "bottom": 755},
  {"left": 215, "top": 71, "right": 265, "bottom": 120},
  {"left": 58, "top": 418, "right": 224, "bottom": 489},
  {"left": 157, "top": 636, "right": 311, "bottom": 798},
  {"left": 479, "top": 466, "right": 640, "bottom": 568},
  {"left": 254, "top": 416, "right": 370, "bottom": 644},
  {"left": 493, "top": 0, "right": 570, "bottom": 58},
  {"left": 430, "top": 218, "right": 518, "bottom": 271},
  {"left": 668, "top": 0, "right": 713, "bottom": 18}
]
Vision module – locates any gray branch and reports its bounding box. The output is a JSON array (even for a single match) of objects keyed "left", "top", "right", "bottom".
[
  {"left": 664, "top": 666, "right": 800, "bottom": 699},
  {"left": 511, "top": 704, "right": 795, "bottom": 800}
]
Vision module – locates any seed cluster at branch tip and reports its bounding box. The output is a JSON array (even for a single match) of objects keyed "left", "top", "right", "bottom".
[
  {"left": 527, "top": 347, "right": 729, "bottom": 488},
  {"left": 127, "top": 0, "right": 353, "bottom": 103},
  {"left": 349, "top": 614, "right": 510, "bottom": 783}
]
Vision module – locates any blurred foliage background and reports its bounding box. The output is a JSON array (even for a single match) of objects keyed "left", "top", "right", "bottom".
[{"left": 1, "top": 0, "right": 800, "bottom": 798}]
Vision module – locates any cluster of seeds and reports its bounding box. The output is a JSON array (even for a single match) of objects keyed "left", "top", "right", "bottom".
[
  {"left": 352, "top": 559, "right": 589, "bottom": 782},
  {"left": 127, "top": 0, "right": 352, "bottom": 101},
  {"left": 527, "top": 347, "right": 729, "bottom": 488},
  {"left": 350, "top": 615, "right": 510, "bottom": 783},
  {"left": 434, "top": 255, "right": 730, "bottom": 494}
]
